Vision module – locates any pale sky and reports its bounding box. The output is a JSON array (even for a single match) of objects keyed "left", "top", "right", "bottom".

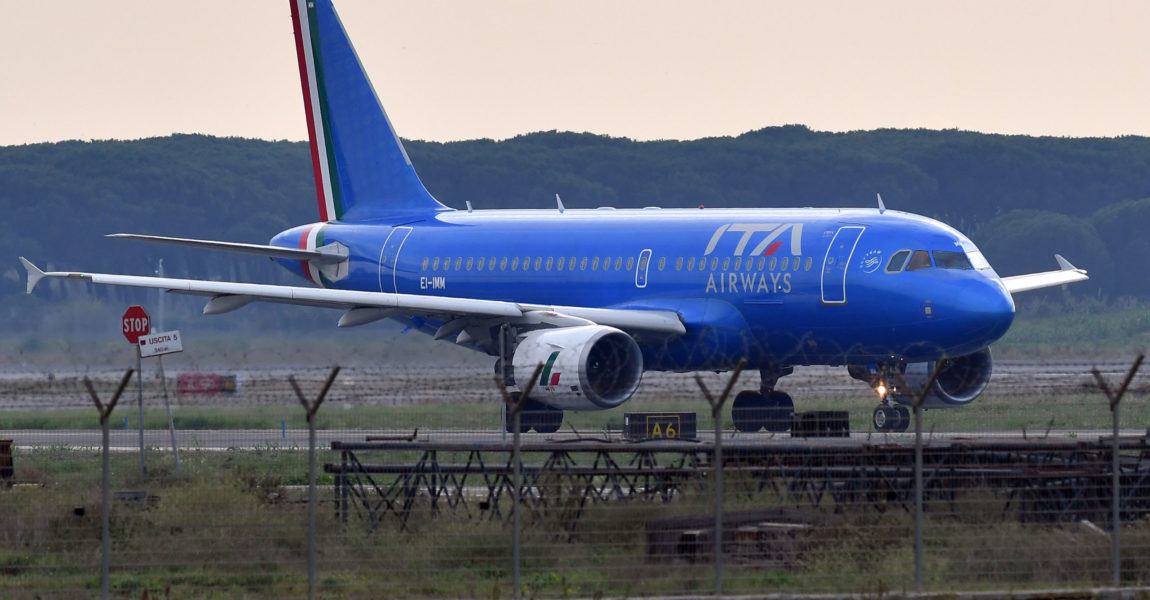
[{"left": 4, "top": 1, "right": 1149, "bottom": 146}]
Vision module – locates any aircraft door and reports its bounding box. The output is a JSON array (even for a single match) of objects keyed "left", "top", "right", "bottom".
[
  {"left": 378, "top": 226, "right": 413, "bottom": 293},
  {"left": 635, "top": 249, "right": 652, "bottom": 288},
  {"left": 820, "top": 226, "right": 865, "bottom": 304}
]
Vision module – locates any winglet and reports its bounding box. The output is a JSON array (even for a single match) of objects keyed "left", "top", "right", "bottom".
[
  {"left": 1054, "top": 254, "right": 1082, "bottom": 273},
  {"left": 876, "top": 193, "right": 886, "bottom": 214},
  {"left": 19, "top": 257, "right": 46, "bottom": 294}
]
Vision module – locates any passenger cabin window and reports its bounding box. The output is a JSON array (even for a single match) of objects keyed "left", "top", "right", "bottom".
[
  {"left": 885, "top": 250, "right": 911, "bottom": 273},
  {"left": 906, "top": 250, "right": 932, "bottom": 271},
  {"left": 933, "top": 250, "right": 974, "bottom": 270}
]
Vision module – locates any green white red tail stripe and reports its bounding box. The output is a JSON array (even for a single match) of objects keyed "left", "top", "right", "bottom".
[
  {"left": 291, "top": 0, "right": 341, "bottom": 223},
  {"left": 298, "top": 224, "right": 326, "bottom": 286}
]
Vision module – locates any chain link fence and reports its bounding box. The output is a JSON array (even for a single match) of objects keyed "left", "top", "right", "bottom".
[{"left": 2, "top": 355, "right": 1149, "bottom": 598}]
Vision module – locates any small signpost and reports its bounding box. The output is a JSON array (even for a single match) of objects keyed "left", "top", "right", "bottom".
[
  {"left": 122, "top": 305, "right": 150, "bottom": 345},
  {"left": 138, "top": 330, "right": 183, "bottom": 358},
  {"left": 122, "top": 306, "right": 150, "bottom": 476},
  {"left": 121, "top": 307, "right": 187, "bottom": 476}
]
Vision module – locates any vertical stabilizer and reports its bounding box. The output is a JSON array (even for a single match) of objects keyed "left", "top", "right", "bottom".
[{"left": 291, "top": 0, "right": 449, "bottom": 221}]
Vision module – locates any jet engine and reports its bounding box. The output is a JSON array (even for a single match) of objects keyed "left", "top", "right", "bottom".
[
  {"left": 900, "top": 347, "right": 993, "bottom": 407},
  {"left": 511, "top": 325, "right": 643, "bottom": 411}
]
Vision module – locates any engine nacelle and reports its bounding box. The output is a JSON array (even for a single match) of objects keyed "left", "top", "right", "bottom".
[
  {"left": 901, "top": 347, "right": 993, "bottom": 407},
  {"left": 512, "top": 325, "right": 643, "bottom": 411}
]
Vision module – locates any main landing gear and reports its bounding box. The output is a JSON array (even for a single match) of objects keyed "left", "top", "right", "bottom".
[
  {"left": 731, "top": 368, "right": 795, "bottom": 433},
  {"left": 503, "top": 393, "right": 564, "bottom": 434}
]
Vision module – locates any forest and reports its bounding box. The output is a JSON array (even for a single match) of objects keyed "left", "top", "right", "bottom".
[{"left": 2, "top": 127, "right": 1150, "bottom": 336}]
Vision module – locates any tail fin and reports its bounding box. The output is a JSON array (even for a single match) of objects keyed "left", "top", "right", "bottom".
[{"left": 291, "top": 0, "right": 449, "bottom": 221}]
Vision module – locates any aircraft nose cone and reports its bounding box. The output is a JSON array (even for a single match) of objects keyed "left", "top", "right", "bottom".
[{"left": 954, "top": 278, "right": 1015, "bottom": 343}]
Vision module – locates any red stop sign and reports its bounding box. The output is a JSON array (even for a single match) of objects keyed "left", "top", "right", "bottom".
[{"left": 122, "top": 305, "right": 150, "bottom": 344}]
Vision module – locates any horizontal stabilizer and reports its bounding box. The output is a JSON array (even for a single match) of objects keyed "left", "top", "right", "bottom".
[
  {"left": 1000, "top": 254, "right": 1089, "bottom": 294},
  {"left": 108, "top": 233, "right": 346, "bottom": 264}
]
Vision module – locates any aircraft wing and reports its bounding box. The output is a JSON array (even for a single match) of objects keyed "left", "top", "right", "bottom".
[
  {"left": 999, "top": 254, "right": 1089, "bottom": 294},
  {"left": 18, "top": 258, "right": 685, "bottom": 336}
]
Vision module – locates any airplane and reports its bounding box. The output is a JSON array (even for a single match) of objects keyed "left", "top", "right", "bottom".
[{"left": 19, "top": 0, "right": 1088, "bottom": 434}]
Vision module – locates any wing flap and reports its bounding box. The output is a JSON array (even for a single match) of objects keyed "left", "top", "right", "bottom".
[{"left": 1000, "top": 254, "right": 1089, "bottom": 294}]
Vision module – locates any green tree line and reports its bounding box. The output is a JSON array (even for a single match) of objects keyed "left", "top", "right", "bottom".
[{"left": 2, "top": 128, "right": 1149, "bottom": 334}]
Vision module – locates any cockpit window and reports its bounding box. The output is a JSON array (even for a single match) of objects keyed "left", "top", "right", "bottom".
[
  {"left": 885, "top": 250, "right": 911, "bottom": 273},
  {"left": 933, "top": 250, "right": 973, "bottom": 270},
  {"left": 965, "top": 249, "right": 992, "bottom": 270},
  {"left": 906, "top": 250, "right": 932, "bottom": 271}
]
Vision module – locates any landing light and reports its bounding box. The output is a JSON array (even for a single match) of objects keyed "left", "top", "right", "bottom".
[{"left": 875, "top": 383, "right": 887, "bottom": 398}]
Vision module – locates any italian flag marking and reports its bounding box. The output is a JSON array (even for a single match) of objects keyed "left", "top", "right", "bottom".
[{"left": 539, "top": 351, "right": 560, "bottom": 387}]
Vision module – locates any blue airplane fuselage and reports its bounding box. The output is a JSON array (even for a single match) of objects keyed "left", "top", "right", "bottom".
[{"left": 271, "top": 206, "right": 1016, "bottom": 371}]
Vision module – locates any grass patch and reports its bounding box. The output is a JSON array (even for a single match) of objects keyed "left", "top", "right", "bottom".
[{"left": 2, "top": 445, "right": 1148, "bottom": 597}]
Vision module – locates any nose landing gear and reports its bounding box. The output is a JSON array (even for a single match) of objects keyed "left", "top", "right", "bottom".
[
  {"left": 851, "top": 363, "right": 912, "bottom": 433},
  {"left": 872, "top": 402, "right": 910, "bottom": 433}
]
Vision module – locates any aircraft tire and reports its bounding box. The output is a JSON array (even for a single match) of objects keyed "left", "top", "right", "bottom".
[
  {"left": 504, "top": 393, "right": 535, "bottom": 433},
  {"left": 764, "top": 391, "right": 794, "bottom": 433},
  {"left": 872, "top": 405, "right": 893, "bottom": 432},
  {"left": 533, "top": 405, "right": 564, "bottom": 434},
  {"left": 893, "top": 406, "right": 911, "bottom": 432},
  {"left": 732, "top": 391, "right": 766, "bottom": 432}
]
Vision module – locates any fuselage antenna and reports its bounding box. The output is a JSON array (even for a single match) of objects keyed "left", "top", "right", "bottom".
[
  {"left": 876, "top": 193, "right": 886, "bottom": 214},
  {"left": 466, "top": 201, "right": 474, "bottom": 213},
  {"left": 556, "top": 194, "right": 565, "bottom": 214}
]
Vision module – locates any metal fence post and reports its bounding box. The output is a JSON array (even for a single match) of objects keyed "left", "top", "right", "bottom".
[
  {"left": 1092, "top": 354, "right": 1142, "bottom": 587},
  {"left": 896, "top": 361, "right": 943, "bottom": 593},
  {"left": 695, "top": 359, "right": 745, "bottom": 598},
  {"left": 85, "top": 370, "right": 133, "bottom": 600},
  {"left": 290, "top": 366, "right": 341, "bottom": 600},
  {"left": 495, "top": 364, "right": 543, "bottom": 600}
]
